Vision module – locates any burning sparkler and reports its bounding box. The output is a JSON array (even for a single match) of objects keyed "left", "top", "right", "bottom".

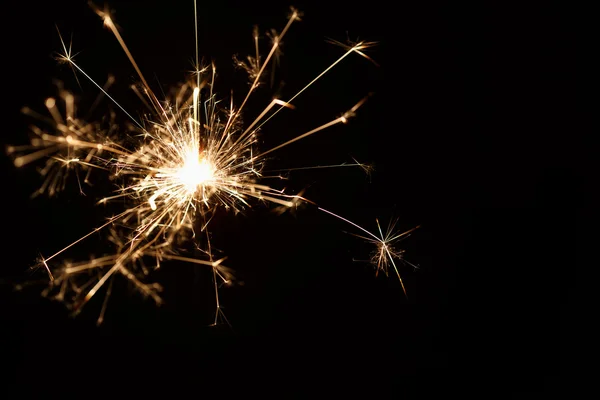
[{"left": 8, "top": 1, "right": 419, "bottom": 325}]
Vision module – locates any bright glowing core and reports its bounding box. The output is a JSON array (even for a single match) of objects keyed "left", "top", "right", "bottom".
[{"left": 177, "top": 152, "right": 215, "bottom": 193}]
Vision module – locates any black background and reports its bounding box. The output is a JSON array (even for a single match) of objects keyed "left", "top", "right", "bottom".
[{"left": 2, "top": 0, "right": 580, "bottom": 397}]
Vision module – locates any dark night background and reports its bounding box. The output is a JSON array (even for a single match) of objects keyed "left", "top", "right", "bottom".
[{"left": 2, "top": 0, "right": 580, "bottom": 397}]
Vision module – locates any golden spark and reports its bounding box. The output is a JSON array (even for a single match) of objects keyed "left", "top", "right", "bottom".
[{"left": 9, "top": 1, "right": 418, "bottom": 325}]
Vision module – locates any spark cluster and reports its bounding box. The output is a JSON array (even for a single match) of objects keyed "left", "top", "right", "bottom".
[{"left": 8, "top": 2, "right": 418, "bottom": 325}]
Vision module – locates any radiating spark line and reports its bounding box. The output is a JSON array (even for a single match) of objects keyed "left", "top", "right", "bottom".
[
  {"left": 64, "top": 58, "right": 144, "bottom": 129},
  {"left": 40, "top": 255, "right": 54, "bottom": 282},
  {"left": 194, "top": 0, "right": 200, "bottom": 90},
  {"left": 258, "top": 117, "right": 347, "bottom": 158},
  {"left": 97, "top": 276, "right": 113, "bottom": 326},
  {"left": 252, "top": 42, "right": 376, "bottom": 136},
  {"left": 42, "top": 206, "right": 141, "bottom": 264},
  {"left": 265, "top": 162, "right": 368, "bottom": 173}
]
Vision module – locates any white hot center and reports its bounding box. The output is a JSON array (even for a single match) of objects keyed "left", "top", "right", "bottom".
[{"left": 177, "top": 152, "right": 215, "bottom": 193}]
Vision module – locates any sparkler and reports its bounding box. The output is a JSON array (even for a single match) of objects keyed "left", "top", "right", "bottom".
[{"left": 8, "top": 1, "right": 419, "bottom": 325}]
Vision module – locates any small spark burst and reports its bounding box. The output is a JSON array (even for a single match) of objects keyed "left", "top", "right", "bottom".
[
  {"left": 8, "top": 1, "right": 419, "bottom": 325},
  {"left": 318, "top": 208, "right": 420, "bottom": 297}
]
